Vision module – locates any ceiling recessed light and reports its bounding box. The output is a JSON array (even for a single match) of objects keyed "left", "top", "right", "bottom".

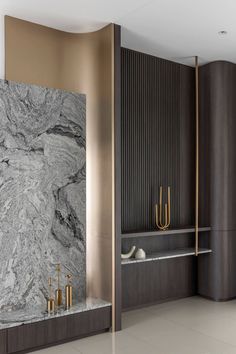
[{"left": 218, "top": 30, "right": 228, "bottom": 36}]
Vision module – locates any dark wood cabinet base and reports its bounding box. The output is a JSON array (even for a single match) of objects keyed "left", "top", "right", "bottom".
[
  {"left": 1, "top": 306, "right": 111, "bottom": 354},
  {"left": 0, "top": 330, "right": 7, "bottom": 354},
  {"left": 122, "top": 257, "right": 196, "bottom": 310},
  {"left": 7, "top": 329, "right": 109, "bottom": 354}
]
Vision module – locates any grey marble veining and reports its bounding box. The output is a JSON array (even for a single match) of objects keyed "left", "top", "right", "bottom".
[
  {"left": 0, "top": 80, "right": 86, "bottom": 313},
  {"left": 0, "top": 298, "right": 111, "bottom": 330}
]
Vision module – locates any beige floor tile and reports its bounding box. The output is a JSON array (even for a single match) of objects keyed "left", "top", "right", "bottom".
[
  {"left": 71, "top": 331, "right": 158, "bottom": 354},
  {"left": 144, "top": 297, "right": 228, "bottom": 327},
  {"left": 191, "top": 315, "right": 236, "bottom": 346},
  {"left": 123, "top": 302, "right": 236, "bottom": 354},
  {"left": 33, "top": 342, "right": 81, "bottom": 354},
  {"left": 28, "top": 296, "right": 236, "bottom": 354},
  {"left": 147, "top": 323, "right": 236, "bottom": 354},
  {"left": 122, "top": 308, "right": 156, "bottom": 329}
]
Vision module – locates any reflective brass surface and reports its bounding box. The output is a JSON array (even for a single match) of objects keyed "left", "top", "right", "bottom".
[
  {"left": 195, "top": 56, "right": 199, "bottom": 256},
  {"left": 65, "top": 274, "right": 73, "bottom": 309},
  {"left": 55, "top": 264, "right": 63, "bottom": 306},
  {"left": 47, "top": 298, "right": 55, "bottom": 313},
  {"left": 65, "top": 285, "right": 72, "bottom": 309},
  {"left": 155, "top": 186, "right": 171, "bottom": 230},
  {"left": 5, "top": 15, "right": 115, "bottom": 328},
  {"left": 55, "top": 288, "right": 63, "bottom": 307}
]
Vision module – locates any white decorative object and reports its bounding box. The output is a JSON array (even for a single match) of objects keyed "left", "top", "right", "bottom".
[
  {"left": 135, "top": 248, "right": 146, "bottom": 260},
  {"left": 121, "top": 246, "right": 136, "bottom": 259}
]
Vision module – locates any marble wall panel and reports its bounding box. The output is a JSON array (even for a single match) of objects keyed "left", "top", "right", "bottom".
[{"left": 0, "top": 80, "right": 86, "bottom": 311}]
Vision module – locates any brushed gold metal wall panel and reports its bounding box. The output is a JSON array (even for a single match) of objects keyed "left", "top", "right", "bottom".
[
  {"left": 5, "top": 16, "right": 114, "bottom": 306},
  {"left": 5, "top": 16, "right": 63, "bottom": 88}
]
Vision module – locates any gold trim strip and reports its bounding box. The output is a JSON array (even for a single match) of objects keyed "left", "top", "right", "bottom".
[
  {"left": 195, "top": 56, "right": 199, "bottom": 256},
  {"left": 111, "top": 23, "right": 116, "bottom": 332}
]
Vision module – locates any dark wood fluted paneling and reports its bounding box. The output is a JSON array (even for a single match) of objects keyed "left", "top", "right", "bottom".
[
  {"left": 179, "top": 65, "right": 195, "bottom": 226},
  {"left": 121, "top": 48, "right": 197, "bottom": 310},
  {"left": 121, "top": 48, "right": 195, "bottom": 233},
  {"left": 198, "top": 61, "right": 236, "bottom": 300},
  {"left": 122, "top": 257, "right": 197, "bottom": 310},
  {"left": 122, "top": 233, "right": 195, "bottom": 255},
  {"left": 0, "top": 330, "right": 7, "bottom": 354},
  {"left": 199, "top": 64, "right": 211, "bottom": 228},
  {"left": 65, "top": 307, "right": 111, "bottom": 339},
  {"left": 8, "top": 320, "right": 47, "bottom": 353},
  {"left": 6, "top": 307, "right": 111, "bottom": 354}
]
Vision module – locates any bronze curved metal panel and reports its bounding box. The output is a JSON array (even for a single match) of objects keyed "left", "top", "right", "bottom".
[{"left": 5, "top": 16, "right": 121, "bottom": 330}]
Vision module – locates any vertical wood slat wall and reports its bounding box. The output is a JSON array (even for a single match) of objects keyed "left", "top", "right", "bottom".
[
  {"left": 121, "top": 48, "right": 196, "bottom": 310},
  {"left": 121, "top": 48, "right": 195, "bottom": 233}
]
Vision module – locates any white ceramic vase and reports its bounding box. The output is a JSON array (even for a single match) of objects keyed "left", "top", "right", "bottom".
[{"left": 135, "top": 248, "right": 146, "bottom": 260}]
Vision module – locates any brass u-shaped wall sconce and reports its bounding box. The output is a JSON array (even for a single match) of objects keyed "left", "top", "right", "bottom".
[{"left": 155, "top": 186, "right": 171, "bottom": 230}]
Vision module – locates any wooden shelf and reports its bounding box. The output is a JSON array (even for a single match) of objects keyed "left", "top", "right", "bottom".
[
  {"left": 121, "top": 248, "right": 212, "bottom": 265},
  {"left": 121, "top": 226, "right": 211, "bottom": 239}
]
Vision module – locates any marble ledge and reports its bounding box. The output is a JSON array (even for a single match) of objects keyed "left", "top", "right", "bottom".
[
  {"left": 122, "top": 248, "right": 212, "bottom": 265},
  {"left": 0, "top": 298, "right": 111, "bottom": 330}
]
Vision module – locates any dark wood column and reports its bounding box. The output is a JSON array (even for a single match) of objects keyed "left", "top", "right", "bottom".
[{"left": 198, "top": 61, "right": 236, "bottom": 300}]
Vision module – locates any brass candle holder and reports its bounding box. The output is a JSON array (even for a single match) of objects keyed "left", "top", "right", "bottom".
[
  {"left": 155, "top": 186, "right": 171, "bottom": 230},
  {"left": 47, "top": 277, "right": 55, "bottom": 314},
  {"left": 55, "top": 264, "right": 63, "bottom": 307},
  {"left": 65, "top": 274, "right": 73, "bottom": 310}
]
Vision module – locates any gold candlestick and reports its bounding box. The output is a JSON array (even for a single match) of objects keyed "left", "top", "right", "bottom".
[
  {"left": 155, "top": 186, "right": 171, "bottom": 230},
  {"left": 65, "top": 274, "right": 73, "bottom": 310},
  {"left": 47, "top": 277, "right": 55, "bottom": 314},
  {"left": 55, "top": 264, "right": 63, "bottom": 307}
]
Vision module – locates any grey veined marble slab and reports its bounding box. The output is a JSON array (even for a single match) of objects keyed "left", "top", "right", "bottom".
[
  {"left": 0, "top": 80, "right": 86, "bottom": 312},
  {"left": 0, "top": 298, "right": 111, "bottom": 330}
]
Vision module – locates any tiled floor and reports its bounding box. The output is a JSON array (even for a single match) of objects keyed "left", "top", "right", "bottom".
[{"left": 35, "top": 296, "right": 236, "bottom": 354}]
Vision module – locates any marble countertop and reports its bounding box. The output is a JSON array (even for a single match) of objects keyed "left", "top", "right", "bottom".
[
  {"left": 122, "top": 248, "right": 212, "bottom": 265},
  {"left": 0, "top": 298, "right": 111, "bottom": 330}
]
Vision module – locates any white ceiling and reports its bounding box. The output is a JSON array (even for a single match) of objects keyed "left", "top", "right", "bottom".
[{"left": 1, "top": 0, "right": 236, "bottom": 66}]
